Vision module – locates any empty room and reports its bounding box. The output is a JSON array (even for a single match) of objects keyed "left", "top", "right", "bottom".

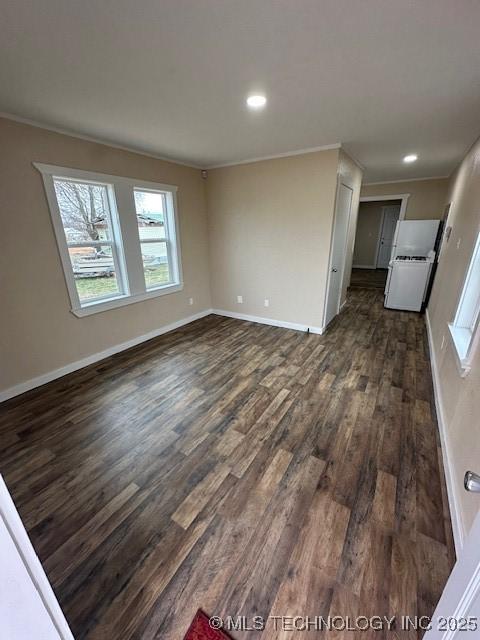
[{"left": 1, "top": 1, "right": 480, "bottom": 639}]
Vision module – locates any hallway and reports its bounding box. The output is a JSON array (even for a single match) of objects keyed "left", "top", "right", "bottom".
[{"left": 350, "top": 268, "right": 388, "bottom": 290}]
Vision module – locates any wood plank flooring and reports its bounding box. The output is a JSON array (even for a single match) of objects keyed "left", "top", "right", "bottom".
[
  {"left": 0, "top": 289, "right": 454, "bottom": 639},
  {"left": 350, "top": 268, "right": 388, "bottom": 290}
]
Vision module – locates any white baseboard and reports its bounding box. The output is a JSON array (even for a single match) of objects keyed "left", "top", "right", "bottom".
[
  {"left": 212, "top": 308, "right": 324, "bottom": 335},
  {"left": 0, "top": 309, "right": 213, "bottom": 403},
  {"left": 352, "top": 264, "right": 377, "bottom": 269},
  {"left": 425, "top": 308, "right": 465, "bottom": 554}
]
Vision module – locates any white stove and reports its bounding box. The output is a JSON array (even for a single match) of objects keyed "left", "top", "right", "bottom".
[
  {"left": 395, "top": 255, "right": 428, "bottom": 261},
  {"left": 384, "top": 220, "right": 440, "bottom": 312}
]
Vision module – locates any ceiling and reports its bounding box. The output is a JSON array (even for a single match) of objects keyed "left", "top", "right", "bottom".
[{"left": 1, "top": 0, "right": 480, "bottom": 181}]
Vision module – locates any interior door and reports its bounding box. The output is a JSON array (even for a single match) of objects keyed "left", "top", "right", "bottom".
[
  {"left": 376, "top": 205, "right": 400, "bottom": 267},
  {"left": 324, "top": 183, "right": 353, "bottom": 327},
  {"left": 0, "top": 476, "right": 73, "bottom": 639},
  {"left": 424, "top": 507, "right": 480, "bottom": 639}
]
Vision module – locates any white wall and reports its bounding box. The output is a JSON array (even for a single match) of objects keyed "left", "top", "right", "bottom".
[{"left": 427, "top": 135, "right": 480, "bottom": 547}]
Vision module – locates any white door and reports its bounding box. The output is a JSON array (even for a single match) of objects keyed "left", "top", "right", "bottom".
[
  {"left": 424, "top": 507, "right": 480, "bottom": 639},
  {"left": 324, "top": 183, "right": 353, "bottom": 327},
  {"left": 0, "top": 476, "right": 73, "bottom": 639},
  {"left": 376, "top": 205, "right": 400, "bottom": 267}
]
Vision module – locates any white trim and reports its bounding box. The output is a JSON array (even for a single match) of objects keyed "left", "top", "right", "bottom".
[
  {"left": 440, "top": 562, "right": 480, "bottom": 640},
  {"left": 0, "top": 112, "right": 202, "bottom": 169},
  {"left": 447, "top": 324, "right": 474, "bottom": 377},
  {"left": 0, "top": 476, "right": 74, "bottom": 639},
  {"left": 374, "top": 204, "right": 402, "bottom": 268},
  {"left": 71, "top": 283, "right": 184, "bottom": 317},
  {"left": 373, "top": 207, "right": 387, "bottom": 268},
  {"left": 0, "top": 309, "right": 213, "bottom": 403},
  {"left": 352, "top": 264, "right": 377, "bottom": 269},
  {"left": 33, "top": 162, "right": 179, "bottom": 192},
  {"left": 212, "top": 309, "right": 324, "bottom": 335},
  {"left": 323, "top": 180, "right": 354, "bottom": 329},
  {"left": 34, "top": 163, "right": 184, "bottom": 317},
  {"left": 206, "top": 143, "right": 341, "bottom": 169},
  {"left": 360, "top": 193, "right": 409, "bottom": 221},
  {"left": 424, "top": 510, "right": 480, "bottom": 640},
  {"left": 363, "top": 175, "right": 449, "bottom": 186},
  {"left": 425, "top": 308, "right": 465, "bottom": 554},
  {"left": 447, "top": 231, "right": 480, "bottom": 377}
]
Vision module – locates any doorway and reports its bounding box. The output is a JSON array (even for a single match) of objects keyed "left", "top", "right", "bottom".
[
  {"left": 350, "top": 198, "right": 401, "bottom": 290},
  {"left": 376, "top": 204, "right": 401, "bottom": 267}
]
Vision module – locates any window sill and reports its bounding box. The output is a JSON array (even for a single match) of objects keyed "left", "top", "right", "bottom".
[
  {"left": 448, "top": 323, "right": 472, "bottom": 377},
  {"left": 71, "top": 282, "right": 184, "bottom": 317}
]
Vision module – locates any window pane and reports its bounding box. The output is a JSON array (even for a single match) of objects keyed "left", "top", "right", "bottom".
[
  {"left": 141, "top": 241, "right": 171, "bottom": 289},
  {"left": 456, "top": 233, "right": 480, "bottom": 331},
  {"left": 53, "top": 179, "right": 113, "bottom": 243},
  {"left": 134, "top": 190, "right": 166, "bottom": 240},
  {"left": 69, "top": 245, "right": 121, "bottom": 302}
]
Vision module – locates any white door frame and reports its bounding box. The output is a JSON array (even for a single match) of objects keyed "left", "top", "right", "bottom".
[
  {"left": 373, "top": 203, "right": 402, "bottom": 268},
  {"left": 323, "top": 180, "right": 353, "bottom": 330},
  {"left": 360, "top": 193, "right": 410, "bottom": 221},
  {"left": 424, "top": 509, "right": 480, "bottom": 640},
  {"left": 0, "top": 476, "right": 74, "bottom": 639},
  {"left": 352, "top": 195, "right": 409, "bottom": 270}
]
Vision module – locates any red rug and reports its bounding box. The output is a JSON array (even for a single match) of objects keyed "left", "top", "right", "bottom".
[{"left": 183, "top": 610, "right": 233, "bottom": 640}]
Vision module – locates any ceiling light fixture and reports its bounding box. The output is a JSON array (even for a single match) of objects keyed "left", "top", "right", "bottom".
[
  {"left": 403, "top": 154, "right": 418, "bottom": 163},
  {"left": 247, "top": 94, "right": 267, "bottom": 109}
]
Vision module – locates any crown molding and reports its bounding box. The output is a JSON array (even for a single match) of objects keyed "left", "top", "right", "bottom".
[
  {"left": 205, "top": 143, "right": 342, "bottom": 169},
  {"left": 0, "top": 111, "right": 203, "bottom": 169},
  {"left": 363, "top": 175, "right": 449, "bottom": 186}
]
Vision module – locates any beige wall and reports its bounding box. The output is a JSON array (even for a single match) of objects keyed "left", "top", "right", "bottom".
[
  {"left": 337, "top": 150, "right": 363, "bottom": 306},
  {"left": 427, "top": 137, "right": 480, "bottom": 538},
  {"left": 0, "top": 118, "right": 211, "bottom": 393},
  {"left": 206, "top": 149, "right": 342, "bottom": 329},
  {"left": 353, "top": 201, "right": 384, "bottom": 267},
  {"left": 361, "top": 178, "right": 449, "bottom": 220},
  {"left": 352, "top": 199, "right": 401, "bottom": 267},
  {"left": 0, "top": 119, "right": 360, "bottom": 393}
]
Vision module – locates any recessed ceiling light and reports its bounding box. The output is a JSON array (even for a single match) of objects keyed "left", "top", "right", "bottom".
[
  {"left": 247, "top": 95, "right": 267, "bottom": 109},
  {"left": 403, "top": 154, "right": 418, "bottom": 163}
]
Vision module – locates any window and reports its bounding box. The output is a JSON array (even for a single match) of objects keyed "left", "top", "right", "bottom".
[
  {"left": 448, "top": 231, "right": 480, "bottom": 376},
  {"left": 53, "top": 178, "right": 126, "bottom": 304},
  {"left": 36, "top": 164, "right": 182, "bottom": 316},
  {"left": 134, "top": 189, "right": 174, "bottom": 290}
]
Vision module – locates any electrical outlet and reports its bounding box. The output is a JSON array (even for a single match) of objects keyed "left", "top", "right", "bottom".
[
  {"left": 188, "top": 297, "right": 194, "bottom": 306},
  {"left": 237, "top": 295, "right": 243, "bottom": 304},
  {"left": 264, "top": 299, "right": 269, "bottom": 307}
]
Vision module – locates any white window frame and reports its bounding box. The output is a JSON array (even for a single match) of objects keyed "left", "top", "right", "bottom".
[
  {"left": 448, "top": 230, "right": 480, "bottom": 377},
  {"left": 35, "top": 163, "right": 183, "bottom": 317}
]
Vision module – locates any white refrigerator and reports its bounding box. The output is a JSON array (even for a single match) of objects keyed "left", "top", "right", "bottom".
[{"left": 390, "top": 219, "right": 440, "bottom": 258}]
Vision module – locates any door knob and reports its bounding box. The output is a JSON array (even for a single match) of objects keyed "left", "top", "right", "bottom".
[
  {"left": 332, "top": 268, "right": 338, "bottom": 272},
  {"left": 464, "top": 471, "right": 480, "bottom": 492}
]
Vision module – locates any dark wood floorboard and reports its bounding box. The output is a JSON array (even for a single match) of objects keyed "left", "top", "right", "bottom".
[
  {"left": 350, "top": 268, "right": 388, "bottom": 290},
  {"left": 0, "top": 288, "right": 455, "bottom": 639}
]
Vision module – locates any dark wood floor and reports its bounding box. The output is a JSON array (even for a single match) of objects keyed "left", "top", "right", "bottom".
[
  {"left": 0, "top": 289, "right": 454, "bottom": 639},
  {"left": 350, "top": 268, "right": 388, "bottom": 290}
]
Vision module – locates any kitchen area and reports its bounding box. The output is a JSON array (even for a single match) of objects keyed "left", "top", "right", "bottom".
[{"left": 350, "top": 197, "right": 444, "bottom": 311}]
